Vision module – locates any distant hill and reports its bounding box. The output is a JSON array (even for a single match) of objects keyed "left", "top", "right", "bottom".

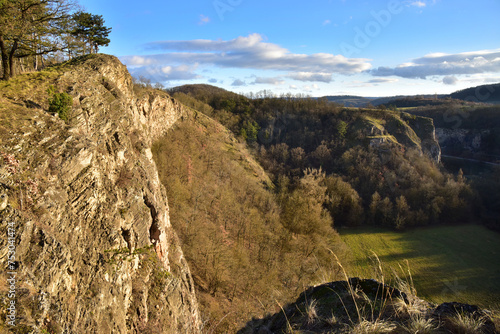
[
  {"left": 450, "top": 83, "right": 500, "bottom": 103},
  {"left": 171, "top": 83, "right": 500, "bottom": 108},
  {"left": 169, "top": 83, "right": 240, "bottom": 101},
  {"left": 322, "top": 95, "right": 376, "bottom": 107},
  {"left": 371, "top": 94, "right": 449, "bottom": 107},
  {"left": 320, "top": 83, "right": 500, "bottom": 108},
  {"left": 370, "top": 94, "right": 444, "bottom": 106},
  {"left": 321, "top": 94, "right": 453, "bottom": 108},
  {"left": 321, "top": 94, "right": 449, "bottom": 108},
  {"left": 377, "top": 96, "right": 456, "bottom": 108}
]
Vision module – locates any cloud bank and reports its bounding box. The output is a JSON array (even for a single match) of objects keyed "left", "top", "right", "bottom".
[
  {"left": 129, "top": 64, "right": 200, "bottom": 82},
  {"left": 371, "top": 49, "right": 500, "bottom": 79},
  {"left": 122, "top": 33, "right": 371, "bottom": 82}
]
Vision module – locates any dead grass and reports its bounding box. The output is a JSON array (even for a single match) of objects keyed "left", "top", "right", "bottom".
[
  {"left": 305, "top": 299, "right": 318, "bottom": 325},
  {"left": 349, "top": 319, "right": 397, "bottom": 334},
  {"left": 444, "top": 311, "right": 487, "bottom": 334},
  {"left": 399, "top": 315, "right": 440, "bottom": 334}
]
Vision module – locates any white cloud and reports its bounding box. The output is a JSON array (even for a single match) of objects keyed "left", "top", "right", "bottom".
[
  {"left": 406, "top": 0, "right": 437, "bottom": 7},
  {"left": 371, "top": 48, "right": 500, "bottom": 79},
  {"left": 253, "top": 77, "right": 285, "bottom": 85},
  {"left": 129, "top": 64, "right": 200, "bottom": 81},
  {"left": 302, "top": 84, "right": 320, "bottom": 92},
  {"left": 122, "top": 33, "right": 371, "bottom": 83},
  {"left": 198, "top": 14, "right": 210, "bottom": 25},
  {"left": 288, "top": 72, "right": 333, "bottom": 83},
  {"left": 442, "top": 76, "right": 458, "bottom": 85},
  {"left": 409, "top": 1, "right": 426, "bottom": 7},
  {"left": 322, "top": 19, "right": 331, "bottom": 26},
  {"left": 367, "top": 78, "right": 399, "bottom": 84}
]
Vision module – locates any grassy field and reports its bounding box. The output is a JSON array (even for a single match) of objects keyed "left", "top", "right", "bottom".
[{"left": 339, "top": 224, "right": 500, "bottom": 310}]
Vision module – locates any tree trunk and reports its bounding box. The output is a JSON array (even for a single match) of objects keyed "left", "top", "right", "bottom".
[
  {"left": 19, "top": 58, "right": 25, "bottom": 74},
  {"left": 8, "top": 40, "right": 18, "bottom": 79},
  {"left": 32, "top": 33, "right": 38, "bottom": 70},
  {"left": 0, "top": 35, "right": 9, "bottom": 80}
]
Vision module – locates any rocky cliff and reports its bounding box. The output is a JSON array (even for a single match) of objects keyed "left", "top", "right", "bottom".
[
  {"left": 436, "top": 127, "right": 489, "bottom": 154},
  {"left": 0, "top": 55, "right": 200, "bottom": 333},
  {"left": 404, "top": 114, "right": 442, "bottom": 163},
  {"left": 361, "top": 111, "right": 441, "bottom": 163}
]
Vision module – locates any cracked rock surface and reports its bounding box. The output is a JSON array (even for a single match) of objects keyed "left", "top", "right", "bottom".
[{"left": 0, "top": 54, "right": 200, "bottom": 333}]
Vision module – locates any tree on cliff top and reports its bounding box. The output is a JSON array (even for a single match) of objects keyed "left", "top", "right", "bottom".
[
  {"left": 0, "top": 0, "right": 76, "bottom": 79},
  {"left": 0, "top": 0, "right": 112, "bottom": 79},
  {"left": 71, "top": 11, "right": 111, "bottom": 55}
]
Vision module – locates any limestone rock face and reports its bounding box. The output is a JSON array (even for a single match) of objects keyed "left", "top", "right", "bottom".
[
  {"left": 404, "top": 114, "right": 442, "bottom": 163},
  {"left": 0, "top": 55, "right": 200, "bottom": 333},
  {"left": 436, "top": 127, "right": 488, "bottom": 153}
]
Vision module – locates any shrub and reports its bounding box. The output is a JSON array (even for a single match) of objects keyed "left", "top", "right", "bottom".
[
  {"left": 47, "top": 85, "right": 73, "bottom": 121},
  {"left": 337, "top": 120, "right": 348, "bottom": 139}
]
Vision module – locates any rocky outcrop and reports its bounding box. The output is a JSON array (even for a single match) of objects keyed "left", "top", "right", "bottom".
[
  {"left": 436, "top": 127, "right": 489, "bottom": 153},
  {"left": 0, "top": 55, "right": 200, "bottom": 333},
  {"left": 362, "top": 112, "right": 441, "bottom": 163},
  {"left": 403, "top": 113, "right": 442, "bottom": 163},
  {"left": 433, "top": 302, "right": 497, "bottom": 334},
  {"left": 238, "top": 278, "right": 498, "bottom": 334}
]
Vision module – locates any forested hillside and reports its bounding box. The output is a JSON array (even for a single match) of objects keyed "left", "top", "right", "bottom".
[
  {"left": 450, "top": 83, "right": 500, "bottom": 103},
  {"left": 152, "top": 109, "right": 346, "bottom": 332},
  {"left": 170, "top": 84, "right": 474, "bottom": 230}
]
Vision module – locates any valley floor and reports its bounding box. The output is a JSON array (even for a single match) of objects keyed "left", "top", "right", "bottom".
[{"left": 340, "top": 224, "right": 500, "bottom": 310}]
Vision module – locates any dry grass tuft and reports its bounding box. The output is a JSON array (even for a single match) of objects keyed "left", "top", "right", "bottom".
[
  {"left": 324, "top": 312, "right": 338, "bottom": 327},
  {"left": 349, "top": 319, "right": 397, "bottom": 334},
  {"left": 445, "top": 311, "right": 487, "bottom": 334},
  {"left": 305, "top": 298, "right": 318, "bottom": 325},
  {"left": 399, "top": 315, "right": 440, "bottom": 334}
]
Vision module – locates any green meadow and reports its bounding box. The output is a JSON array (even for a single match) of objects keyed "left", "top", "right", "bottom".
[{"left": 340, "top": 224, "right": 500, "bottom": 310}]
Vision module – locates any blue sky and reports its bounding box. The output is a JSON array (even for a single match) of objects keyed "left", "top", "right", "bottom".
[{"left": 80, "top": 0, "right": 500, "bottom": 97}]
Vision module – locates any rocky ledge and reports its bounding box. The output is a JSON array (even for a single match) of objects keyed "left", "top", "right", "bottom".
[{"left": 238, "top": 278, "right": 498, "bottom": 334}]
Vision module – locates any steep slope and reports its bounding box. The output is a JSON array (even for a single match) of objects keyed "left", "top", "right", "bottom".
[
  {"left": 151, "top": 108, "right": 347, "bottom": 333},
  {"left": 0, "top": 55, "right": 200, "bottom": 333}
]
